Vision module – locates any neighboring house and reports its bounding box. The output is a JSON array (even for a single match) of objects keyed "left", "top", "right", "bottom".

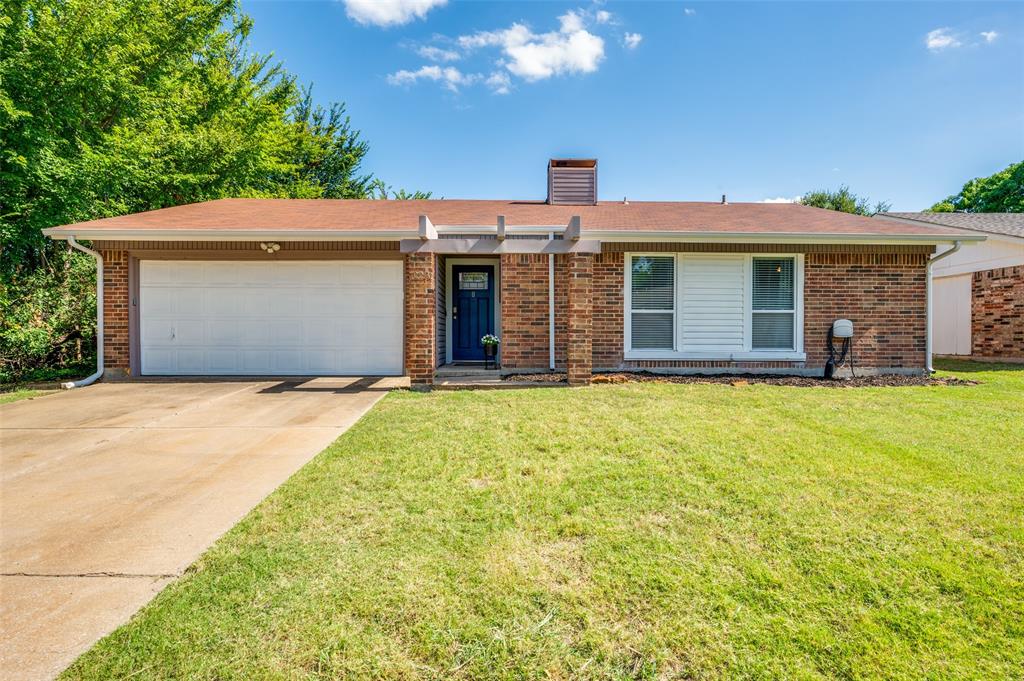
[
  {"left": 877, "top": 212, "right": 1024, "bottom": 360},
  {"left": 43, "top": 160, "right": 979, "bottom": 386}
]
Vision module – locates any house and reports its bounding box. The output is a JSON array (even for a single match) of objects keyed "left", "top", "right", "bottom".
[
  {"left": 42, "top": 160, "right": 980, "bottom": 386},
  {"left": 877, "top": 212, "right": 1023, "bottom": 361}
]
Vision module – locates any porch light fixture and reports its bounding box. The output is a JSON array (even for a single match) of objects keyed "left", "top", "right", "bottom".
[{"left": 260, "top": 241, "right": 281, "bottom": 253}]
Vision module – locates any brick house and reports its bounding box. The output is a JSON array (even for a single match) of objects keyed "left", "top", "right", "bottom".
[
  {"left": 43, "top": 160, "right": 980, "bottom": 386},
  {"left": 878, "top": 212, "right": 1023, "bottom": 361}
]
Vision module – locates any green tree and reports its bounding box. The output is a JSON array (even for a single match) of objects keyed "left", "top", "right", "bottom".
[
  {"left": 799, "top": 186, "right": 891, "bottom": 216},
  {"left": 929, "top": 161, "right": 1024, "bottom": 213},
  {"left": 0, "top": 0, "right": 420, "bottom": 381}
]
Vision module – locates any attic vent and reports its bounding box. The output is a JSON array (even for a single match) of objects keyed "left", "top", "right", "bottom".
[{"left": 547, "top": 159, "right": 597, "bottom": 205}]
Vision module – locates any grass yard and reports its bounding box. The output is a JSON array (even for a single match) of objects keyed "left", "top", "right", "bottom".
[
  {"left": 64, "top": 361, "right": 1024, "bottom": 680},
  {"left": 0, "top": 388, "right": 52, "bottom": 404}
]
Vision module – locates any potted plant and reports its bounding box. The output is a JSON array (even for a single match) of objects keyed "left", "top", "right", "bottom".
[{"left": 481, "top": 334, "right": 500, "bottom": 369}]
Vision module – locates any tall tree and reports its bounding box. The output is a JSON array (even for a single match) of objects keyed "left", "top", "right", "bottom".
[
  {"left": 799, "top": 186, "right": 891, "bottom": 216},
  {"left": 929, "top": 161, "right": 1023, "bottom": 213},
  {"left": 0, "top": 0, "right": 414, "bottom": 381}
]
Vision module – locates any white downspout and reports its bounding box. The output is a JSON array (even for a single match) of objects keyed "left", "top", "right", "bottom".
[
  {"left": 926, "top": 240, "right": 962, "bottom": 373},
  {"left": 548, "top": 231, "right": 555, "bottom": 371},
  {"left": 63, "top": 237, "right": 104, "bottom": 388}
]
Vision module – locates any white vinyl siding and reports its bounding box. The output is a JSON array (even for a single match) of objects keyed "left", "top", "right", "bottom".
[
  {"left": 625, "top": 253, "right": 804, "bottom": 360},
  {"left": 678, "top": 254, "right": 746, "bottom": 352},
  {"left": 139, "top": 260, "right": 403, "bottom": 376}
]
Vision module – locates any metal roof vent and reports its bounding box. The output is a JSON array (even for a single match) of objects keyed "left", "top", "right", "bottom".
[{"left": 547, "top": 159, "right": 597, "bottom": 205}]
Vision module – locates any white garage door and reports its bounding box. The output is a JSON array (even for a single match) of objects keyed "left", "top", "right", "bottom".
[
  {"left": 140, "top": 260, "right": 403, "bottom": 375},
  {"left": 933, "top": 274, "right": 972, "bottom": 356}
]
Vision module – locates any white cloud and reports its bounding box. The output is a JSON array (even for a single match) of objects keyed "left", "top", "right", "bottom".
[
  {"left": 925, "top": 28, "right": 961, "bottom": 51},
  {"left": 684, "top": 8, "right": 696, "bottom": 16},
  {"left": 595, "top": 10, "right": 612, "bottom": 24},
  {"left": 486, "top": 71, "right": 512, "bottom": 95},
  {"left": 458, "top": 11, "right": 605, "bottom": 81},
  {"left": 980, "top": 30, "right": 999, "bottom": 43},
  {"left": 623, "top": 32, "right": 643, "bottom": 50},
  {"left": 760, "top": 196, "right": 802, "bottom": 204},
  {"left": 387, "top": 65, "right": 477, "bottom": 91},
  {"left": 418, "top": 45, "right": 460, "bottom": 62},
  {"left": 344, "top": 0, "right": 447, "bottom": 27}
]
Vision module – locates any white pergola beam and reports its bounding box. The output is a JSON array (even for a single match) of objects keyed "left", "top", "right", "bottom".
[
  {"left": 565, "top": 215, "right": 581, "bottom": 241},
  {"left": 418, "top": 215, "right": 437, "bottom": 240}
]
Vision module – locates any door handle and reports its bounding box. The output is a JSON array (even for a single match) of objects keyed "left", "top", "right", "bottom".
[{"left": 452, "top": 305, "right": 458, "bottom": 319}]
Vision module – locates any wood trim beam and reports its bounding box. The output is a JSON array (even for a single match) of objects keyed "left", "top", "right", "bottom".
[
  {"left": 565, "top": 215, "right": 581, "bottom": 241},
  {"left": 419, "top": 215, "right": 437, "bottom": 240},
  {"left": 400, "top": 238, "right": 601, "bottom": 255}
]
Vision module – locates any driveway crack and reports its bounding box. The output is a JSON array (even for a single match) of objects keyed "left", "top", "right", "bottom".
[{"left": 1, "top": 571, "right": 179, "bottom": 579}]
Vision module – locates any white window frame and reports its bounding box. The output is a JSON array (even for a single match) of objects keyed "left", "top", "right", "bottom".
[
  {"left": 624, "top": 253, "right": 676, "bottom": 352},
  {"left": 624, "top": 252, "right": 805, "bottom": 361}
]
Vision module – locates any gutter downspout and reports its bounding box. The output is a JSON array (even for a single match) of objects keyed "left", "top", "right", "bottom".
[
  {"left": 64, "top": 237, "right": 104, "bottom": 388},
  {"left": 926, "top": 240, "right": 962, "bottom": 373},
  {"left": 548, "top": 231, "right": 556, "bottom": 371}
]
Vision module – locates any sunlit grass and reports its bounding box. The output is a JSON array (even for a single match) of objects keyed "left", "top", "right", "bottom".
[{"left": 64, "top": 360, "right": 1024, "bottom": 679}]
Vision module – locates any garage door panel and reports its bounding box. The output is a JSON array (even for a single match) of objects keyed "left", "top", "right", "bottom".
[
  {"left": 174, "top": 320, "right": 206, "bottom": 345},
  {"left": 207, "top": 289, "right": 244, "bottom": 316},
  {"left": 305, "top": 263, "right": 342, "bottom": 285},
  {"left": 176, "top": 349, "right": 205, "bottom": 373},
  {"left": 269, "top": 321, "right": 304, "bottom": 345},
  {"left": 140, "top": 260, "right": 403, "bottom": 376}
]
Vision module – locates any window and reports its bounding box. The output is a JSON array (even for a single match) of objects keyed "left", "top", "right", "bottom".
[
  {"left": 625, "top": 253, "right": 803, "bottom": 358},
  {"left": 458, "top": 272, "right": 488, "bottom": 290},
  {"left": 629, "top": 256, "right": 674, "bottom": 349},
  {"left": 751, "top": 257, "right": 796, "bottom": 350}
]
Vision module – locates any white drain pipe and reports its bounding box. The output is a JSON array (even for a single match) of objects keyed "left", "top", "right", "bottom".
[
  {"left": 926, "top": 240, "right": 962, "bottom": 373},
  {"left": 63, "top": 237, "right": 104, "bottom": 388},
  {"left": 548, "top": 231, "right": 555, "bottom": 370}
]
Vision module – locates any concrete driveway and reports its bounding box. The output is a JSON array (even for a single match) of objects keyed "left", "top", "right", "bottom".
[{"left": 0, "top": 377, "right": 404, "bottom": 680}]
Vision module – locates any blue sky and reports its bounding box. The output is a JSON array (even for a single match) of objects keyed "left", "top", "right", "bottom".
[{"left": 241, "top": 1, "right": 1023, "bottom": 210}]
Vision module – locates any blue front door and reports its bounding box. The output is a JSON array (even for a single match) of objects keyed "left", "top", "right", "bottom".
[{"left": 452, "top": 264, "right": 495, "bottom": 361}]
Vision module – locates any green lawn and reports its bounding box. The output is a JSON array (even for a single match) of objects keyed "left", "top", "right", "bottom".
[
  {"left": 64, "top": 361, "right": 1024, "bottom": 680},
  {"left": 0, "top": 388, "right": 52, "bottom": 404}
]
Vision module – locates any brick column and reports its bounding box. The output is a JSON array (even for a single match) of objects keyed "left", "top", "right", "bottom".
[
  {"left": 404, "top": 253, "right": 437, "bottom": 385},
  {"left": 101, "top": 249, "right": 130, "bottom": 378},
  {"left": 566, "top": 253, "right": 593, "bottom": 385}
]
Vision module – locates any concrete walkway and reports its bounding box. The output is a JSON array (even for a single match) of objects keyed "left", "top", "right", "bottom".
[{"left": 0, "top": 377, "right": 404, "bottom": 680}]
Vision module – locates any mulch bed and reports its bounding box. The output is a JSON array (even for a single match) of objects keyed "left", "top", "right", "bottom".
[{"left": 504, "top": 372, "right": 977, "bottom": 388}]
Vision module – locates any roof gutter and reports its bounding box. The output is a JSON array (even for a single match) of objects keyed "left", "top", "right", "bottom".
[
  {"left": 586, "top": 230, "right": 986, "bottom": 245},
  {"left": 42, "top": 229, "right": 418, "bottom": 242},
  {"left": 926, "top": 240, "right": 963, "bottom": 373},
  {"left": 64, "top": 237, "right": 103, "bottom": 389}
]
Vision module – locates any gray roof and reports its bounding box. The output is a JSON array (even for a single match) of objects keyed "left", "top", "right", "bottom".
[{"left": 879, "top": 212, "right": 1024, "bottom": 239}]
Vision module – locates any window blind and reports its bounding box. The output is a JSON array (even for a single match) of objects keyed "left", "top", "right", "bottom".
[
  {"left": 751, "top": 257, "right": 796, "bottom": 350},
  {"left": 630, "top": 256, "right": 674, "bottom": 349}
]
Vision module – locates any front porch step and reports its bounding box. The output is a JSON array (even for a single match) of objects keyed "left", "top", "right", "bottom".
[
  {"left": 435, "top": 365, "right": 502, "bottom": 378},
  {"left": 434, "top": 376, "right": 564, "bottom": 390}
]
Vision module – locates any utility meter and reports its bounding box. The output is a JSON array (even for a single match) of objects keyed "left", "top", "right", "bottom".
[{"left": 832, "top": 319, "right": 854, "bottom": 339}]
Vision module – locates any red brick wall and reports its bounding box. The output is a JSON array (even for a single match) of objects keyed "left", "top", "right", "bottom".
[
  {"left": 589, "top": 246, "right": 929, "bottom": 372},
  {"left": 593, "top": 252, "right": 624, "bottom": 368},
  {"left": 100, "top": 249, "right": 130, "bottom": 375},
  {"left": 566, "top": 253, "right": 593, "bottom": 385},
  {"left": 803, "top": 252, "right": 927, "bottom": 369},
  {"left": 972, "top": 265, "right": 1024, "bottom": 358},
  {"left": 404, "top": 253, "right": 437, "bottom": 384},
  {"left": 499, "top": 254, "right": 567, "bottom": 369}
]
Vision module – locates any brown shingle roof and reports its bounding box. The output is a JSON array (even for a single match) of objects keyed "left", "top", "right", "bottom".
[
  {"left": 879, "top": 212, "right": 1024, "bottom": 240},
  {"left": 44, "top": 198, "right": 971, "bottom": 238}
]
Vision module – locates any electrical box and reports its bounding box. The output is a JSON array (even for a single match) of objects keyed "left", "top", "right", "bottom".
[{"left": 832, "top": 319, "right": 854, "bottom": 338}]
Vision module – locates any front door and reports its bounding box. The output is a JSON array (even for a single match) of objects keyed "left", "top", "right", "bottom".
[{"left": 452, "top": 264, "right": 495, "bottom": 361}]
